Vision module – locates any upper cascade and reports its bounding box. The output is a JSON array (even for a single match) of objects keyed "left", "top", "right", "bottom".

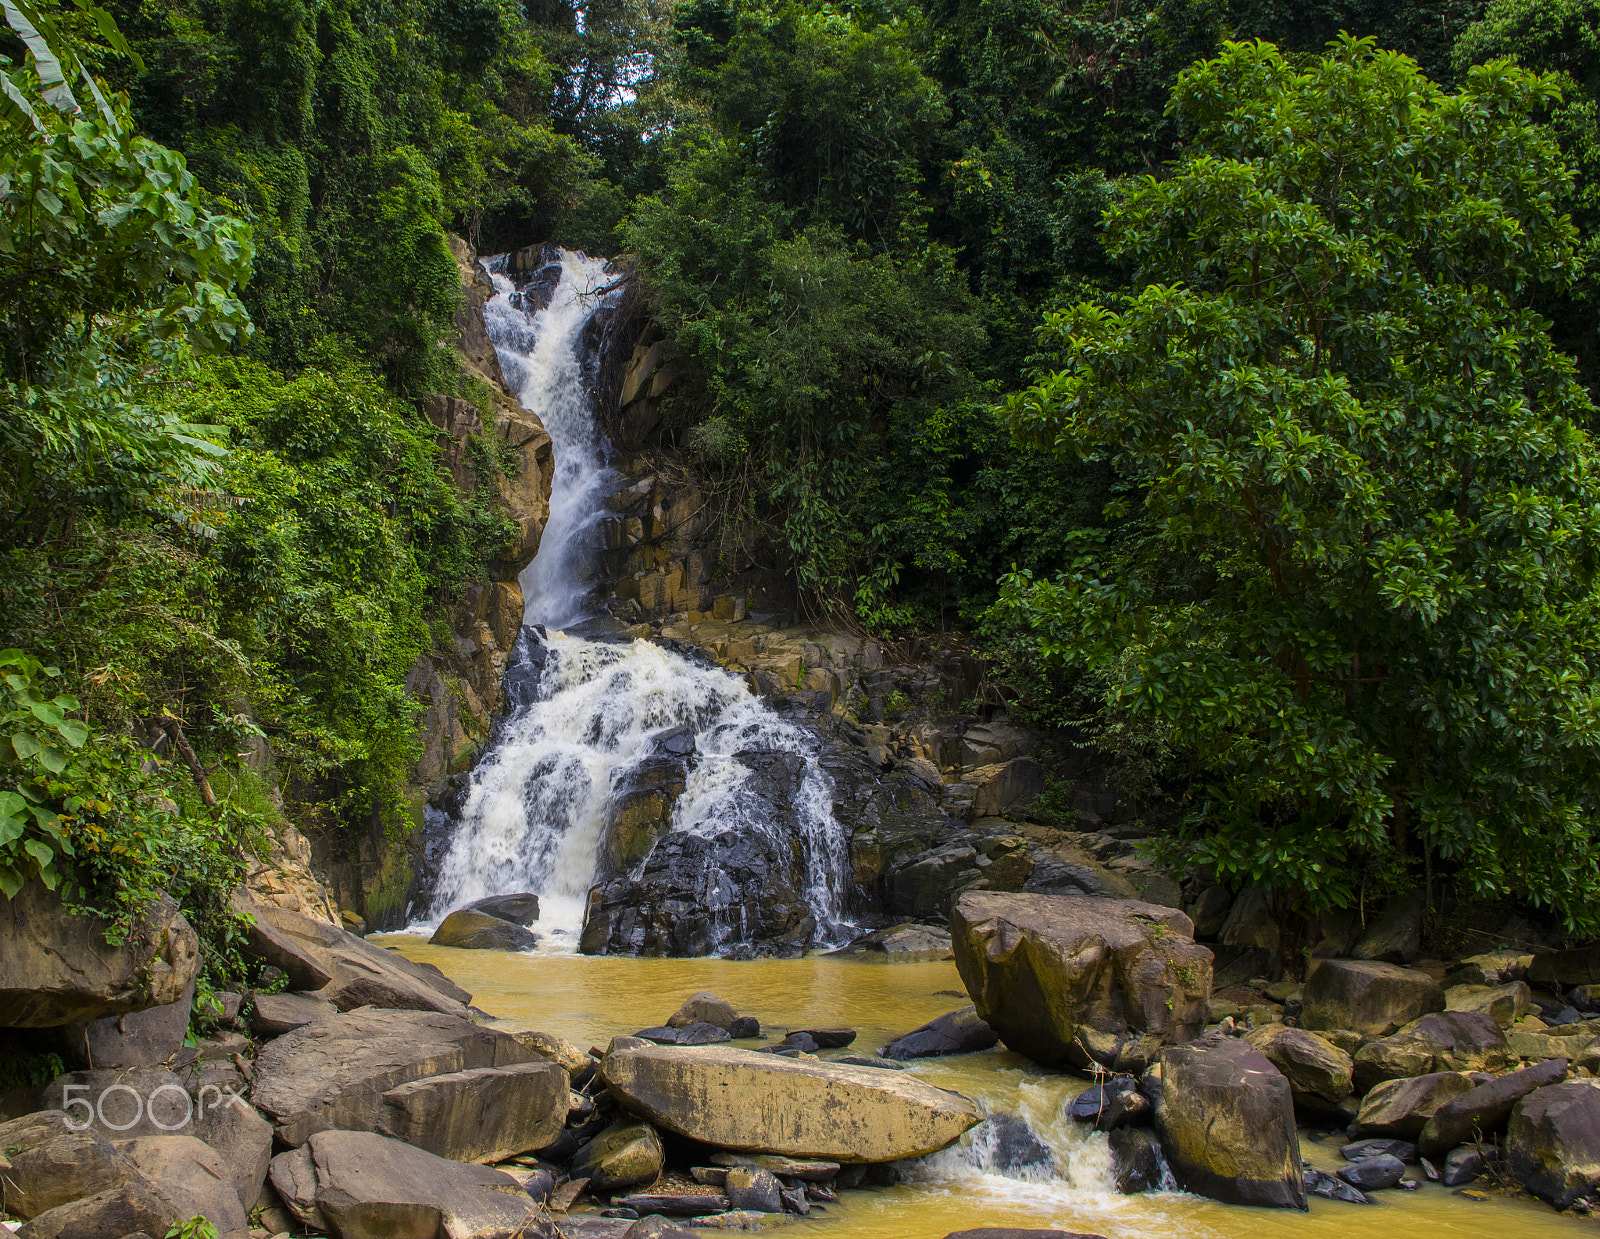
[{"left": 421, "top": 248, "right": 852, "bottom": 956}]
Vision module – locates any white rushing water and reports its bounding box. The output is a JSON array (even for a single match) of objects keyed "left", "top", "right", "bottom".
[{"left": 423, "top": 249, "right": 850, "bottom": 952}]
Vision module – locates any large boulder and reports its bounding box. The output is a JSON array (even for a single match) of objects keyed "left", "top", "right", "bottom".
[
  {"left": 570, "top": 1120, "right": 666, "bottom": 1191},
  {"left": 1300, "top": 960, "right": 1444, "bottom": 1037},
  {"left": 251, "top": 1007, "right": 540, "bottom": 1146},
  {"left": 950, "top": 893, "right": 1212, "bottom": 1072},
  {"left": 270, "top": 1129, "right": 547, "bottom": 1239},
  {"left": 599, "top": 1043, "right": 980, "bottom": 1162},
  {"left": 1529, "top": 946, "right": 1600, "bottom": 989},
  {"left": 464, "top": 892, "right": 540, "bottom": 926},
  {"left": 428, "top": 908, "right": 539, "bottom": 952},
  {"left": 56, "top": 981, "right": 195, "bottom": 1069},
  {"left": 13, "top": 1179, "right": 182, "bottom": 1239},
  {"left": 881, "top": 1006, "right": 998, "bottom": 1060},
  {"left": 1508, "top": 1080, "right": 1600, "bottom": 1209},
  {"left": 113, "top": 1136, "right": 248, "bottom": 1239},
  {"left": 234, "top": 893, "right": 472, "bottom": 1014},
  {"left": 1419, "top": 1058, "right": 1571, "bottom": 1156},
  {"left": 1351, "top": 1011, "right": 1511, "bottom": 1093},
  {"left": 667, "top": 992, "right": 739, "bottom": 1029},
  {"left": 1154, "top": 1036, "right": 1306, "bottom": 1210},
  {"left": 251, "top": 990, "right": 337, "bottom": 1037},
  {"left": 0, "top": 1110, "right": 140, "bottom": 1219},
  {"left": 0, "top": 884, "right": 199, "bottom": 1027},
  {"left": 377, "top": 1062, "right": 567, "bottom": 1163},
  {"left": 1245, "top": 1025, "right": 1353, "bottom": 1104},
  {"left": 1349, "top": 1071, "right": 1477, "bottom": 1138},
  {"left": 1445, "top": 982, "right": 1531, "bottom": 1029}
]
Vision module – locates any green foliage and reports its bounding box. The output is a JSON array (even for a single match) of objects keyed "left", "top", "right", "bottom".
[
  {"left": 997, "top": 37, "right": 1600, "bottom": 929},
  {"left": 1455, "top": 0, "right": 1600, "bottom": 394}
]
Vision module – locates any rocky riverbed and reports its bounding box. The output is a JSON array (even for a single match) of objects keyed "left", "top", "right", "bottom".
[{"left": 4, "top": 885, "right": 1600, "bottom": 1239}]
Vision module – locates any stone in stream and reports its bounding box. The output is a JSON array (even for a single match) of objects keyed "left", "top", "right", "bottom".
[
  {"left": 829, "top": 923, "right": 956, "bottom": 960},
  {"left": 616, "top": 1191, "right": 730, "bottom": 1216},
  {"left": 724, "top": 1166, "right": 784, "bottom": 1212},
  {"left": 1418, "top": 1057, "right": 1570, "bottom": 1157},
  {"left": 1348, "top": 1071, "right": 1478, "bottom": 1138},
  {"left": 728, "top": 1016, "right": 762, "bottom": 1038},
  {"left": 834, "top": 1054, "right": 906, "bottom": 1070},
  {"left": 636, "top": 1021, "right": 732, "bottom": 1046},
  {"left": 1065, "top": 1077, "right": 1138, "bottom": 1122},
  {"left": 1154, "top": 1036, "right": 1307, "bottom": 1209},
  {"left": 779, "top": 1185, "right": 810, "bottom": 1215},
  {"left": 1336, "top": 1153, "right": 1405, "bottom": 1190},
  {"left": 667, "top": 991, "right": 740, "bottom": 1029},
  {"left": 1507, "top": 1079, "right": 1600, "bottom": 1208},
  {"left": 268, "top": 1129, "right": 549, "bottom": 1239},
  {"left": 709, "top": 1152, "right": 841, "bottom": 1181},
  {"left": 782, "top": 1031, "right": 820, "bottom": 1053},
  {"left": 1304, "top": 1169, "right": 1373, "bottom": 1204},
  {"left": 789, "top": 1027, "right": 856, "bottom": 1048},
  {"left": 250, "top": 989, "right": 337, "bottom": 1036},
  {"left": 601, "top": 1043, "right": 980, "bottom": 1161},
  {"left": 429, "top": 908, "right": 540, "bottom": 951},
  {"left": 1351, "top": 1011, "right": 1510, "bottom": 1093},
  {"left": 250, "top": 1006, "right": 546, "bottom": 1147},
  {"left": 950, "top": 893, "right": 1212, "bottom": 1072},
  {"left": 1095, "top": 1088, "right": 1151, "bottom": 1132},
  {"left": 570, "top": 1121, "right": 665, "bottom": 1190},
  {"left": 112, "top": 1136, "right": 249, "bottom": 1239},
  {"left": 1440, "top": 1144, "right": 1487, "bottom": 1186},
  {"left": 969, "top": 1113, "right": 1055, "bottom": 1175},
  {"left": 1109, "top": 1127, "right": 1172, "bottom": 1193},
  {"left": 465, "top": 891, "right": 541, "bottom": 926},
  {"left": 880, "top": 1005, "right": 999, "bottom": 1060},
  {"left": 0, "top": 883, "right": 200, "bottom": 1027},
  {"left": 1299, "top": 959, "right": 1444, "bottom": 1037},
  {"left": 1341, "top": 1137, "right": 1416, "bottom": 1163}
]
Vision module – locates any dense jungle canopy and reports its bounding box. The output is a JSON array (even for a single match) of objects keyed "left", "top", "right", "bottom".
[{"left": 3, "top": 0, "right": 1599, "bottom": 978}]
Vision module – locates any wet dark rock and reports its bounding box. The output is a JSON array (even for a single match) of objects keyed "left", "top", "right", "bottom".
[
  {"left": 501, "top": 627, "right": 554, "bottom": 713},
  {"left": 430, "top": 908, "right": 540, "bottom": 952},
  {"left": 779, "top": 1186, "right": 810, "bottom": 1215},
  {"left": 1341, "top": 1138, "right": 1416, "bottom": 1164},
  {"left": 1336, "top": 1154, "right": 1405, "bottom": 1190},
  {"left": 791, "top": 1028, "right": 856, "bottom": 1048},
  {"left": 580, "top": 753, "right": 818, "bottom": 957},
  {"left": 1109, "top": 1127, "right": 1172, "bottom": 1193},
  {"left": 616, "top": 1192, "right": 728, "bottom": 1217},
  {"left": 1305, "top": 1169, "right": 1373, "bottom": 1204},
  {"left": 880, "top": 1006, "right": 999, "bottom": 1060},
  {"left": 1419, "top": 1058, "right": 1569, "bottom": 1157},
  {"left": 653, "top": 725, "right": 697, "bottom": 757},
  {"left": 833, "top": 1055, "right": 906, "bottom": 1070},
  {"left": 727, "top": 1016, "right": 761, "bottom": 1039},
  {"left": 1095, "top": 1088, "right": 1152, "bottom": 1132},
  {"left": 1441, "top": 1145, "right": 1487, "bottom": 1186},
  {"left": 782, "top": 1032, "right": 819, "bottom": 1053},
  {"left": 1066, "top": 1078, "right": 1138, "bottom": 1123},
  {"left": 634, "top": 1023, "right": 731, "bottom": 1046},
  {"left": 970, "top": 1113, "right": 1055, "bottom": 1176},
  {"left": 465, "top": 893, "right": 541, "bottom": 927}
]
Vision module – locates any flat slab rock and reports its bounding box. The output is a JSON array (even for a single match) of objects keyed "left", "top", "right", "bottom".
[
  {"left": 600, "top": 1043, "right": 980, "bottom": 1162},
  {"left": 251, "top": 1006, "right": 541, "bottom": 1147},
  {"left": 268, "top": 1129, "right": 549, "bottom": 1239}
]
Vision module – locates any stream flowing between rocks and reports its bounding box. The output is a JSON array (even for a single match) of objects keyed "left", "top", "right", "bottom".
[{"left": 377, "top": 940, "right": 1584, "bottom": 1239}]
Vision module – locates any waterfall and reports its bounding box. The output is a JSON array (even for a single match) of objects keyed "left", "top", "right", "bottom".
[{"left": 424, "top": 249, "right": 851, "bottom": 955}]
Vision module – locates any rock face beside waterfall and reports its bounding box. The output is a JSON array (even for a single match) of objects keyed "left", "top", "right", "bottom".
[{"left": 580, "top": 750, "right": 819, "bottom": 957}]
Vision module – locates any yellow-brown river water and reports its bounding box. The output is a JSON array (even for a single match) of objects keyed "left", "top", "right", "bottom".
[{"left": 378, "top": 939, "right": 1586, "bottom": 1239}]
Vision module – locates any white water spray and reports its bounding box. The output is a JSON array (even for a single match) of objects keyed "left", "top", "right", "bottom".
[{"left": 424, "top": 249, "right": 850, "bottom": 953}]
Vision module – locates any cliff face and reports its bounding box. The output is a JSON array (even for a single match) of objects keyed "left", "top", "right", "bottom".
[{"left": 408, "top": 239, "right": 555, "bottom": 791}]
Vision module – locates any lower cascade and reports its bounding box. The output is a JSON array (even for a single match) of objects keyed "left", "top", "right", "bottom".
[{"left": 421, "top": 248, "right": 851, "bottom": 956}]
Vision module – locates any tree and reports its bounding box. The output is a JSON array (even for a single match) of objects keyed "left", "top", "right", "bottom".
[
  {"left": 1455, "top": 0, "right": 1600, "bottom": 396},
  {"left": 997, "top": 37, "right": 1600, "bottom": 949}
]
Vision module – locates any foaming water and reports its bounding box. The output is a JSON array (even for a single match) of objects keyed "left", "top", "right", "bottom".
[
  {"left": 376, "top": 942, "right": 1588, "bottom": 1239},
  {"left": 421, "top": 250, "right": 850, "bottom": 951}
]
